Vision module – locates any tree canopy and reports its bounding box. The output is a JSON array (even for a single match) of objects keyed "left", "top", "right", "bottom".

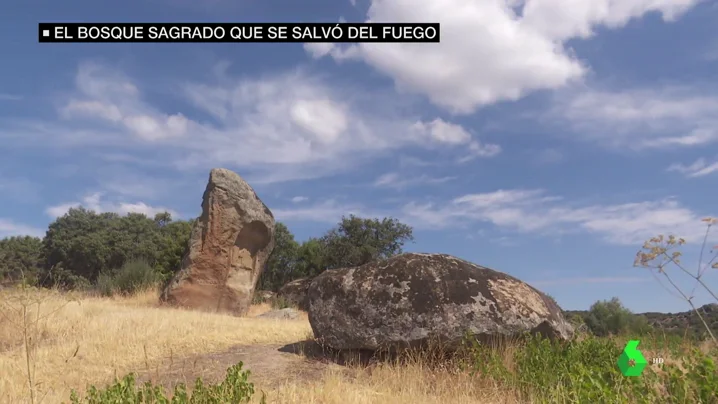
[
  {"left": 0, "top": 235, "right": 44, "bottom": 285},
  {"left": 0, "top": 208, "right": 193, "bottom": 289},
  {"left": 584, "top": 297, "right": 652, "bottom": 336},
  {"left": 258, "top": 214, "right": 414, "bottom": 291},
  {"left": 0, "top": 210, "right": 414, "bottom": 294}
]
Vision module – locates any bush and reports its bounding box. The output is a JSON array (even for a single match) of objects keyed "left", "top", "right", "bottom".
[
  {"left": 69, "top": 362, "right": 264, "bottom": 403},
  {"left": 585, "top": 297, "right": 652, "bottom": 336},
  {"left": 95, "top": 259, "right": 159, "bottom": 297}
]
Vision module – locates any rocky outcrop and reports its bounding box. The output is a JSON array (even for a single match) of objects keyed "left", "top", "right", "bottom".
[
  {"left": 278, "top": 277, "right": 313, "bottom": 310},
  {"left": 307, "top": 253, "right": 573, "bottom": 351},
  {"left": 160, "top": 168, "right": 275, "bottom": 316}
]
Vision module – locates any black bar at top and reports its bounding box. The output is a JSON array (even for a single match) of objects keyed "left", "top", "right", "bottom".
[{"left": 38, "top": 23, "right": 441, "bottom": 43}]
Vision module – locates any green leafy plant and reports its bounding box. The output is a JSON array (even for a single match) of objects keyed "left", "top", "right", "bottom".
[{"left": 69, "top": 362, "right": 264, "bottom": 403}]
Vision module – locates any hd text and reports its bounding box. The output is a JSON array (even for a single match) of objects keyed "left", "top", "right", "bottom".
[{"left": 38, "top": 23, "right": 441, "bottom": 43}]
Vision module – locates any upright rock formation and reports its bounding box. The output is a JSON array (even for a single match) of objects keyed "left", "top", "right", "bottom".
[
  {"left": 161, "top": 168, "right": 275, "bottom": 316},
  {"left": 307, "top": 253, "right": 573, "bottom": 351}
]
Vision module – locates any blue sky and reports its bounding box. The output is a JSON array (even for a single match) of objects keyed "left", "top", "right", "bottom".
[{"left": 2, "top": 0, "right": 718, "bottom": 313}]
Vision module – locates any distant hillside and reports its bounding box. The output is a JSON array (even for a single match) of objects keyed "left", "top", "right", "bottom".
[{"left": 565, "top": 303, "right": 718, "bottom": 338}]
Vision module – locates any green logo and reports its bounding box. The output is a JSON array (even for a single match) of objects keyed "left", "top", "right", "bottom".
[{"left": 617, "top": 340, "right": 648, "bottom": 376}]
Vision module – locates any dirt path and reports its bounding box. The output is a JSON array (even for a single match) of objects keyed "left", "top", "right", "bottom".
[{"left": 137, "top": 341, "right": 350, "bottom": 391}]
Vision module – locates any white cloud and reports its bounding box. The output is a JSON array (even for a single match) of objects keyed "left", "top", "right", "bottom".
[
  {"left": 667, "top": 157, "right": 718, "bottom": 177},
  {"left": 0, "top": 219, "right": 45, "bottom": 238},
  {"left": 401, "top": 189, "right": 714, "bottom": 245},
  {"left": 273, "top": 199, "right": 373, "bottom": 223},
  {"left": 306, "top": 0, "right": 701, "bottom": 114},
  {"left": 373, "top": 172, "right": 456, "bottom": 189},
  {"left": 550, "top": 86, "right": 718, "bottom": 149},
  {"left": 303, "top": 42, "right": 337, "bottom": 59},
  {"left": 291, "top": 196, "right": 309, "bottom": 203},
  {"left": 412, "top": 118, "right": 471, "bottom": 145},
  {"left": 46, "top": 192, "right": 178, "bottom": 219},
  {"left": 60, "top": 63, "right": 189, "bottom": 141},
  {"left": 10, "top": 62, "right": 497, "bottom": 184},
  {"left": 411, "top": 118, "right": 501, "bottom": 161}
]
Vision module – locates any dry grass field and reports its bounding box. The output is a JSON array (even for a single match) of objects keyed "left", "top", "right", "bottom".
[{"left": 0, "top": 287, "right": 517, "bottom": 404}]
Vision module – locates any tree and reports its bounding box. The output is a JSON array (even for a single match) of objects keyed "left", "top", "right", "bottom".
[
  {"left": 584, "top": 297, "right": 651, "bottom": 336},
  {"left": 154, "top": 217, "right": 194, "bottom": 280},
  {"left": 42, "top": 207, "right": 194, "bottom": 288},
  {"left": 154, "top": 211, "right": 173, "bottom": 227},
  {"left": 0, "top": 236, "right": 44, "bottom": 285},
  {"left": 295, "top": 238, "right": 326, "bottom": 278},
  {"left": 321, "top": 215, "right": 414, "bottom": 270},
  {"left": 259, "top": 222, "right": 300, "bottom": 291},
  {"left": 43, "top": 208, "right": 121, "bottom": 282}
]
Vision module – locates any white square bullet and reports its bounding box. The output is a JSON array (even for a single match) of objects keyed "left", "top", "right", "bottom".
[{"left": 42, "top": 30, "right": 50, "bottom": 37}]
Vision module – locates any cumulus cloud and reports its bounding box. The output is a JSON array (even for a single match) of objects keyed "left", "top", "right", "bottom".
[
  {"left": 306, "top": 0, "right": 702, "bottom": 114},
  {"left": 401, "top": 189, "right": 714, "bottom": 245},
  {"left": 667, "top": 157, "right": 718, "bottom": 177},
  {"left": 291, "top": 196, "right": 309, "bottom": 203},
  {"left": 45, "top": 192, "right": 177, "bottom": 219},
  {"left": 411, "top": 118, "right": 501, "bottom": 160}
]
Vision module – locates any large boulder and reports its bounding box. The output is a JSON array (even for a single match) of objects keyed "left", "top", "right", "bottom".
[
  {"left": 278, "top": 277, "right": 313, "bottom": 310},
  {"left": 160, "top": 168, "right": 275, "bottom": 316},
  {"left": 307, "top": 253, "right": 573, "bottom": 350}
]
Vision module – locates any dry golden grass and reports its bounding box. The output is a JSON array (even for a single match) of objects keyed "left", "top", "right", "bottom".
[
  {"left": 0, "top": 287, "right": 311, "bottom": 404},
  {"left": 0, "top": 286, "right": 521, "bottom": 404},
  {"left": 264, "top": 363, "right": 518, "bottom": 404}
]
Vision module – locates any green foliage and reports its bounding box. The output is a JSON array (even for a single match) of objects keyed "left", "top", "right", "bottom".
[
  {"left": 38, "top": 208, "right": 192, "bottom": 289},
  {"left": 584, "top": 297, "right": 653, "bottom": 337},
  {"left": 0, "top": 236, "right": 44, "bottom": 286},
  {"left": 153, "top": 218, "right": 194, "bottom": 282},
  {"left": 465, "top": 333, "right": 717, "bottom": 403},
  {"left": 663, "top": 347, "right": 718, "bottom": 403},
  {"left": 258, "top": 216, "right": 413, "bottom": 291},
  {"left": 96, "top": 259, "right": 160, "bottom": 297},
  {"left": 69, "top": 362, "right": 263, "bottom": 403},
  {"left": 320, "top": 215, "right": 414, "bottom": 270},
  {"left": 295, "top": 238, "right": 326, "bottom": 278},
  {"left": 259, "top": 223, "right": 301, "bottom": 291}
]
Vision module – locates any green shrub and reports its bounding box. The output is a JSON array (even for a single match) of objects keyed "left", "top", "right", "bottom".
[
  {"left": 69, "top": 362, "right": 264, "bottom": 403},
  {"left": 585, "top": 297, "right": 652, "bottom": 337},
  {"left": 95, "top": 259, "right": 159, "bottom": 297}
]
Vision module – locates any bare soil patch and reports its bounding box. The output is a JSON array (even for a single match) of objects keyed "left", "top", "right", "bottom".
[{"left": 137, "top": 342, "right": 350, "bottom": 391}]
